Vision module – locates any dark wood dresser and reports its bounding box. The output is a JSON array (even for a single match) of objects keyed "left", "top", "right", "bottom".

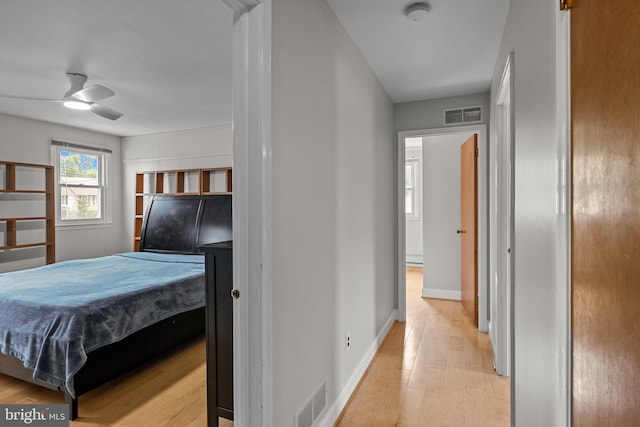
[{"left": 199, "top": 241, "right": 233, "bottom": 427}]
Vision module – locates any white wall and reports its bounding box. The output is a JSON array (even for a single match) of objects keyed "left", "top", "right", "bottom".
[
  {"left": 421, "top": 133, "right": 474, "bottom": 301},
  {"left": 395, "top": 92, "right": 490, "bottom": 132},
  {"left": 0, "top": 113, "right": 123, "bottom": 272},
  {"left": 271, "top": 0, "right": 396, "bottom": 424},
  {"left": 121, "top": 125, "right": 232, "bottom": 248},
  {"left": 490, "top": 0, "right": 564, "bottom": 425},
  {"left": 405, "top": 145, "right": 423, "bottom": 265}
]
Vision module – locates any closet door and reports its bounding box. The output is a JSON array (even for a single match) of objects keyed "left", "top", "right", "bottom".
[{"left": 571, "top": 1, "right": 640, "bottom": 425}]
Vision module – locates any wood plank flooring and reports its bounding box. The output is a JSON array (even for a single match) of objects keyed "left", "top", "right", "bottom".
[
  {"left": 0, "top": 336, "right": 233, "bottom": 427},
  {"left": 335, "top": 267, "right": 510, "bottom": 427},
  {"left": 0, "top": 267, "right": 506, "bottom": 427}
]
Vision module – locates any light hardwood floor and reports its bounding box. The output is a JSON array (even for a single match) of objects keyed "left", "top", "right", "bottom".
[
  {"left": 335, "top": 267, "right": 510, "bottom": 427},
  {"left": 0, "top": 336, "right": 233, "bottom": 427},
  {"left": 1, "top": 268, "right": 506, "bottom": 427}
]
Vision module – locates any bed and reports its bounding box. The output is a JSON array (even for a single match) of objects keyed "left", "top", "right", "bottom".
[{"left": 0, "top": 194, "right": 231, "bottom": 419}]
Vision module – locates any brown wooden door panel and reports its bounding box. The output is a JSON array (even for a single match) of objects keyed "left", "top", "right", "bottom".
[
  {"left": 571, "top": 1, "right": 640, "bottom": 425},
  {"left": 460, "top": 134, "right": 478, "bottom": 326}
]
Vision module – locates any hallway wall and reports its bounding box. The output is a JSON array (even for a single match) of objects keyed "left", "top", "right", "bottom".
[{"left": 490, "top": 0, "right": 566, "bottom": 425}]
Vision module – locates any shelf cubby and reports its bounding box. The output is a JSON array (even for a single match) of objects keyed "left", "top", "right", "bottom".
[{"left": 0, "top": 161, "right": 55, "bottom": 264}]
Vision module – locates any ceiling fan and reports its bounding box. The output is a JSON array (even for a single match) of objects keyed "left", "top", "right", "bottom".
[{"left": 0, "top": 73, "right": 123, "bottom": 120}]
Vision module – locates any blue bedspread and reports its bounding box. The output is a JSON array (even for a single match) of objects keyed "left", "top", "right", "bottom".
[{"left": 0, "top": 252, "right": 205, "bottom": 397}]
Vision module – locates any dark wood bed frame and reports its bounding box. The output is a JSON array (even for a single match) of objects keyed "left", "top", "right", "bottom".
[{"left": 0, "top": 194, "right": 232, "bottom": 420}]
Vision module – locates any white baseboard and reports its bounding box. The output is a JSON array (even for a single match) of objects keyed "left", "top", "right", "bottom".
[
  {"left": 406, "top": 254, "right": 423, "bottom": 264},
  {"left": 421, "top": 287, "right": 461, "bottom": 301},
  {"left": 315, "top": 309, "right": 398, "bottom": 427},
  {"left": 489, "top": 320, "right": 497, "bottom": 354}
]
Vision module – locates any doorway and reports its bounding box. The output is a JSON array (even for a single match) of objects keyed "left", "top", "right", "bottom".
[{"left": 397, "top": 124, "right": 488, "bottom": 333}]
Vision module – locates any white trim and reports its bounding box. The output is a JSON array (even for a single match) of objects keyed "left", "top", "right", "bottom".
[
  {"left": 492, "top": 52, "right": 514, "bottom": 378},
  {"left": 397, "top": 139, "right": 407, "bottom": 322},
  {"left": 488, "top": 320, "right": 497, "bottom": 353},
  {"left": 259, "top": 2, "right": 273, "bottom": 424},
  {"left": 55, "top": 222, "right": 114, "bottom": 230},
  {"left": 51, "top": 144, "right": 111, "bottom": 227},
  {"left": 555, "top": 6, "right": 571, "bottom": 427},
  {"left": 314, "top": 310, "right": 397, "bottom": 427},
  {"left": 405, "top": 255, "right": 423, "bottom": 264},
  {"left": 397, "top": 124, "right": 488, "bottom": 332},
  {"left": 225, "top": 0, "right": 272, "bottom": 426},
  {"left": 405, "top": 261, "right": 423, "bottom": 267},
  {"left": 404, "top": 157, "right": 421, "bottom": 219},
  {"left": 421, "top": 288, "right": 461, "bottom": 301}
]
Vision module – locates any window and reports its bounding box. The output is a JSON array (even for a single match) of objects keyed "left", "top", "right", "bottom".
[
  {"left": 52, "top": 141, "right": 111, "bottom": 225},
  {"left": 405, "top": 160, "right": 419, "bottom": 218}
]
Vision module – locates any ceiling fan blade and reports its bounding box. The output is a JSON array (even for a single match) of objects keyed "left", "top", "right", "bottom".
[
  {"left": 72, "top": 85, "right": 115, "bottom": 103},
  {"left": 0, "top": 94, "right": 61, "bottom": 102},
  {"left": 90, "top": 103, "right": 123, "bottom": 120}
]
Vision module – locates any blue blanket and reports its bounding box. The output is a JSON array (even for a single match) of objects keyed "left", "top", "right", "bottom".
[{"left": 0, "top": 252, "right": 205, "bottom": 397}]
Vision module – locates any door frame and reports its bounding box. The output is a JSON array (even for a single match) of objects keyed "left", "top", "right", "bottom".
[
  {"left": 397, "top": 124, "right": 488, "bottom": 333},
  {"left": 223, "top": 0, "right": 273, "bottom": 426},
  {"left": 556, "top": 5, "right": 572, "bottom": 426},
  {"left": 492, "top": 52, "right": 514, "bottom": 377}
]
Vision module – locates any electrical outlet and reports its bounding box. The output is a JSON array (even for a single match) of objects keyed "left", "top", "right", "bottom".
[{"left": 345, "top": 332, "right": 351, "bottom": 353}]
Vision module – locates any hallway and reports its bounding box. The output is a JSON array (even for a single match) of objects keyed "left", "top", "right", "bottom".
[{"left": 335, "top": 267, "right": 509, "bottom": 426}]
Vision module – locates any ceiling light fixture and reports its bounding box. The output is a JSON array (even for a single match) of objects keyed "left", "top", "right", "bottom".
[
  {"left": 63, "top": 99, "right": 91, "bottom": 110},
  {"left": 405, "top": 2, "right": 431, "bottom": 21}
]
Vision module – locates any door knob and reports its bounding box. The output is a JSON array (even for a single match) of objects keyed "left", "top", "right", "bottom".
[
  {"left": 231, "top": 289, "right": 240, "bottom": 299},
  {"left": 457, "top": 229, "right": 464, "bottom": 234}
]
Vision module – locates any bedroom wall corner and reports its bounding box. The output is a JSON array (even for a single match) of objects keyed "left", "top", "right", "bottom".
[
  {"left": 0, "top": 113, "right": 123, "bottom": 272},
  {"left": 120, "top": 124, "right": 233, "bottom": 249}
]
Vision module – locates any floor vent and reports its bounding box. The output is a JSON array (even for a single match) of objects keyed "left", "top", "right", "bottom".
[
  {"left": 443, "top": 105, "right": 483, "bottom": 126},
  {"left": 295, "top": 380, "right": 327, "bottom": 427}
]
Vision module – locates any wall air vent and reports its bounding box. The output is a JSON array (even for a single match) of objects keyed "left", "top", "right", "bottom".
[
  {"left": 294, "top": 379, "right": 327, "bottom": 427},
  {"left": 443, "top": 105, "right": 483, "bottom": 126}
]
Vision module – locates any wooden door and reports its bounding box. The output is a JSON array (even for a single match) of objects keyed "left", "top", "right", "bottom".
[
  {"left": 460, "top": 134, "right": 478, "bottom": 326},
  {"left": 572, "top": 1, "right": 640, "bottom": 425}
]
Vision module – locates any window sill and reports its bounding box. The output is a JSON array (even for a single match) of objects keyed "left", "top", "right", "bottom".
[{"left": 55, "top": 221, "right": 113, "bottom": 230}]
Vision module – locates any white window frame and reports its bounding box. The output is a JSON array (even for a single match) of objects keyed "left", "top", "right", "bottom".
[
  {"left": 405, "top": 157, "right": 421, "bottom": 220},
  {"left": 52, "top": 141, "right": 112, "bottom": 227}
]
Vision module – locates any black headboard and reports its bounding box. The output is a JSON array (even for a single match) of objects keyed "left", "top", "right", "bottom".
[{"left": 139, "top": 194, "right": 232, "bottom": 254}]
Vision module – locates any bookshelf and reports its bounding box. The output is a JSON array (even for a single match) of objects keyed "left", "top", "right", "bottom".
[
  {"left": 133, "top": 167, "right": 232, "bottom": 251},
  {"left": 0, "top": 161, "right": 55, "bottom": 264}
]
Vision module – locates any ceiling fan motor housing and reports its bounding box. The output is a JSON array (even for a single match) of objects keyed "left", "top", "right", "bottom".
[{"left": 64, "top": 73, "right": 88, "bottom": 98}]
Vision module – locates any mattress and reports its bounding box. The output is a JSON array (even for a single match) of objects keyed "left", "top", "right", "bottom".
[{"left": 0, "top": 251, "right": 205, "bottom": 396}]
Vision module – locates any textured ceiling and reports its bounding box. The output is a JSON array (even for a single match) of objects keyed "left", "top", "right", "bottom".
[
  {"left": 0, "top": 0, "right": 232, "bottom": 137},
  {"left": 328, "top": 0, "right": 510, "bottom": 103},
  {"left": 0, "top": 0, "right": 508, "bottom": 138}
]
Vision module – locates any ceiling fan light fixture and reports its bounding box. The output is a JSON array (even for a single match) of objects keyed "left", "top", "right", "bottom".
[
  {"left": 405, "top": 2, "right": 431, "bottom": 21},
  {"left": 63, "top": 99, "right": 91, "bottom": 110}
]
